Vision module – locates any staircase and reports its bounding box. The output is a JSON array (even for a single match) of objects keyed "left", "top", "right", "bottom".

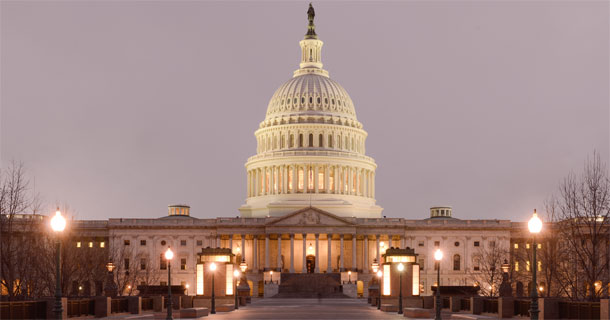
[{"left": 273, "top": 273, "right": 349, "bottom": 298}]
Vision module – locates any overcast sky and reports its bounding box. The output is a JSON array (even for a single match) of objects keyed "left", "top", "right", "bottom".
[{"left": 1, "top": 1, "right": 608, "bottom": 222}]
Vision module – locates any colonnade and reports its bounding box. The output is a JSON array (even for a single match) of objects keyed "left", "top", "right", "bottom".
[
  {"left": 220, "top": 233, "right": 404, "bottom": 274},
  {"left": 246, "top": 164, "right": 375, "bottom": 198}
]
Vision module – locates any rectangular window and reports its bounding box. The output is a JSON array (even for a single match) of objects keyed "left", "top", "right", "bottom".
[
  {"left": 160, "top": 254, "right": 167, "bottom": 270},
  {"left": 140, "top": 240, "right": 147, "bottom": 246},
  {"left": 288, "top": 169, "right": 293, "bottom": 191},
  {"left": 197, "top": 240, "right": 203, "bottom": 246},
  {"left": 76, "top": 242, "right": 81, "bottom": 248},
  {"left": 434, "top": 261, "right": 440, "bottom": 271},
  {"left": 140, "top": 259, "right": 146, "bottom": 270},
  {"left": 434, "top": 241, "right": 440, "bottom": 247},
  {"left": 181, "top": 258, "right": 187, "bottom": 270},
  {"left": 418, "top": 241, "right": 424, "bottom": 247},
  {"left": 419, "top": 259, "right": 425, "bottom": 271},
  {"left": 124, "top": 240, "right": 130, "bottom": 246},
  {"left": 537, "top": 261, "right": 542, "bottom": 271},
  {"left": 537, "top": 243, "right": 542, "bottom": 249},
  {"left": 181, "top": 240, "right": 187, "bottom": 246},
  {"left": 514, "top": 243, "right": 519, "bottom": 249},
  {"left": 308, "top": 167, "right": 314, "bottom": 191},
  {"left": 515, "top": 261, "right": 519, "bottom": 272},
  {"left": 474, "top": 241, "right": 480, "bottom": 247},
  {"left": 329, "top": 169, "right": 334, "bottom": 191},
  {"left": 160, "top": 281, "right": 167, "bottom": 286},
  {"left": 526, "top": 261, "right": 531, "bottom": 271},
  {"left": 124, "top": 259, "right": 130, "bottom": 270},
  {"left": 100, "top": 242, "right": 105, "bottom": 248},
  {"left": 226, "top": 264, "right": 234, "bottom": 295},
  {"left": 298, "top": 168, "right": 304, "bottom": 191},
  {"left": 196, "top": 264, "right": 204, "bottom": 295},
  {"left": 318, "top": 170, "right": 324, "bottom": 191},
  {"left": 412, "top": 264, "right": 420, "bottom": 296},
  {"left": 526, "top": 243, "right": 530, "bottom": 249},
  {"left": 383, "top": 264, "right": 391, "bottom": 295},
  {"left": 88, "top": 242, "right": 93, "bottom": 248}
]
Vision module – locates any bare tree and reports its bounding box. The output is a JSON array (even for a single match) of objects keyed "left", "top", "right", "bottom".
[
  {"left": 555, "top": 152, "right": 610, "bottom": 301},
  {"left": 469, "top": 241, "right": 509, "bottom": 296}
]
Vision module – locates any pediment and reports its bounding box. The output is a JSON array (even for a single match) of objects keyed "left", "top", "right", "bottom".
[{"left": 266, "top": 207, "right": 355, "bottom": 227}]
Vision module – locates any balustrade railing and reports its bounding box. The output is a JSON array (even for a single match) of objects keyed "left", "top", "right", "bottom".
[
  {"left": 0, "top": 301, "right": 47, "bottom": 319},
  {"left": 67, "top": 299, "right": 94, "bottom": 318},
  {"left": 514, "top": 299, "right": 530, "bottom": 317},
  {"left": 110, "top": 298, "right": 129, "bottom": 314},
  {"left": 482, "top": 298, "right": 498, "bottom": 314},
  {"left": 558, "top": 301, "right": 600, "bottom": 319}
]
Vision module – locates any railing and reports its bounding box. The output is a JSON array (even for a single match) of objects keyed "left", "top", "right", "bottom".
[
  {"left": 141, "top": 297, "right": 154, "bottom": 311},
  {"left": 0, "top": 301, "right": 47, "bottom": 319},
  {"left": 111, "top": 298, "right": 129, "bottom": 314},
  {"left": 67, "top": 299, "right": 94, "bottom": 318},
  {"left": 514, "top": 299, "right": 530, "bottom": 317},
  {"left": 558, "top": 301, "right": 600, "bottom": 319},
  {"left": 460, "top": 298, "right": 471, "bottom": 311},
  {"left": 482, "top": 298, "right": 498, "bottom": 314}
]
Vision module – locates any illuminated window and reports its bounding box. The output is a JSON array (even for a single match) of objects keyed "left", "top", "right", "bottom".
[
  {"left": 288, "top": 169, "right": 293, "bottom": 191},
  {"left": 196, "top": 264, "right": 204, "bottom": 295},
  {"left": 318, "top": 169, "right": 324, "bottom": 191},
  {"left": 76, "top": 242, "right": 81, "bottom": 248},
  {"left": 88, "top": 242, "right": 93, "bottom": 248},
  {"left": 412, "top": 264, "right": 420, "bottom": 296},
  {"left": 298, "top": 168, "right": 304, "bottom": 191},
  {"left": 538, "top": 244, "right": 542, "bottom": 249},
  {"left": 181, "top": 258, "right": 187, "bottom": 270},
  {"left": 526, "top": 261, "right": 530, "bottom": 271},
  {"left": 226, "top": 264, "right": 234, "bottom": 295},
  {"left": 515, "top": 261, "right": 519, "bottom": 271},
  {"left": 526, "top": 243, "right": 530, "bottom": 249},
  {"left": 537, "top": 261, "right": 542, "bottom": 271},
  {"left": 514, "top": 243, "right": 519, "bottom": 249},
  {"left": 308, "top": 167, "right": 314, "bottom": 191},
  {"left": 329, "top": 169, "right": 334, "bottom": 191},
  {"left": 100, "top": 242, "right": 105, "bottom": 248},
  {"left": 383, "top": 264, "right": 391, "bottom": 295}
]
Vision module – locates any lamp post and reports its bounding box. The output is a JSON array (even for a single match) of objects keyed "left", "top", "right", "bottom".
[
  {"left": 164, "top": 247, "right": 174, "bottom": 320},
  {"left": 348, "top": 271, "right": 352, "bottom": 284},
  {"left": 397, "top": 263, "right": 404, "bottom": 314},
  {"left": 434, "top": 249, "right": 443, "bottom": 320},
  {"left": 528, "top": 209, "right": 542, "bottom": 320},
  {"left": 377, "top": 271, "right": 382, "bottom": 310},
  {"left": 270, "top": 270, "right": 274, "bottom": 284},
  {"left": 210, "top": 262, "right": 217, "bottom": 314},
  {"left": 105, "top": 262, "right": 117, "bottom": 297},
  {"left": 371, "top": 259, "right": 380, "bottom": 309},
  {"left": 499, "top": 259, "right": 512, "bottom": 297},
  {"left": 50, "top": 208, "right": 66, "bottom": 320},
  {"left": 233, "top": 269, "right": 240, "bottom": 310}
]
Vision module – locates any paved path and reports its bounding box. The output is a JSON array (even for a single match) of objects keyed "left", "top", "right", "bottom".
[{"left": 206, "top": 298, "right": 406, "bottom": 319}]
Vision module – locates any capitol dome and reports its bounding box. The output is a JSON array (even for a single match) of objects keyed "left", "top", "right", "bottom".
[
  {"left": 239, "top": 4, "right": 382, "bottom": 219},
  {"left": 263, "top": 74, "right": 360, "bottom": 128}
]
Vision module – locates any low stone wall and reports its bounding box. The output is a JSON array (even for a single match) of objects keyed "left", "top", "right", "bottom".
[{"left": 192, "top": 296, "right": 234, "bottom": 309}]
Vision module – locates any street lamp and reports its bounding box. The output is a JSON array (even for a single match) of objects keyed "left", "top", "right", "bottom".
[
  {"left": 164, "top": 247, "right": 174, "bottom": 320},
  {"left": 270, "top": 270, "right": 274, "bottom": 284},
  {"left": 210, "top": 262, "right": 217, "bottom": 314},
  {"left": 377, "top": 271, "right": 382, "bottom": 310},
  {"left": 105, "top": 262, "right": 117, "bottom": 297},
  {"left": 348, "top": 270, "right": 352, "bottom": 284},
  {"left": 397, "top": 263, "right": 404, "bottom": 314},
  {"left": 185, "top": 284, "right": 189, "bottom": 296},
  {"left": 499, "top": 259, "right": 512, "bottom": 297},
  {"left": 372, "top": 259, "right": 379, "bottom": 273},
  {"left": 233, "top": 269, "right": 240, "bottom": 310},
  {"left": 50, "top": 208, "right": 66, "bottom": 320},
  {"left": 528, "top": 209, "right": 542, "bottom": 320},
  {"left": 434, "top": 249, "right": 443, "bottom": 320}
]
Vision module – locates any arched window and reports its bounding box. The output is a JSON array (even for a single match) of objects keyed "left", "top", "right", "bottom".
[
  {"left": 299, "top": 134, "right": 304, "bottom": 147},
  {"left": 289, "top": 134, "right": 294, "bottom": 148},
  {"left": 267, "top": 137, "right": 271, "bottom": 151},
  {"left": 328, "top": 135, "right": 333, "bottom": 148},
  {"left": 319, "top": 134, "right": 323, "bottom": 148},
  {"left": 309, "top": 97, "right": 313, "bottom": 104},
  {"left": 338, "top": 135, "right": 342, "bottom": 148},
  {"left": 453, "top": 254, "right": 461, "bottom": 271},
  {"left": 273, "top": 136, "right": 277, "bottom": 150},
  {"left": 345, "top": 137, "right": 349, "bottom": 150},
  {"left": 308, "top": 134, "right": 314, "bottom": 147},
  {"left": 280, "top": 135, "right": 285, "bottom": 149}
]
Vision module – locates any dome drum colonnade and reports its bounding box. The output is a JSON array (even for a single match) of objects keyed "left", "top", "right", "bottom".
[{"left": 240, "top": 4, "right": 381, "bottom": 218}]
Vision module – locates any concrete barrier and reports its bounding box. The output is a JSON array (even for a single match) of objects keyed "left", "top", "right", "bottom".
[
  {"left": 343, "top": 283, "right": 357, "bottom": 298},
  {"left": 538, "top": 298, "right": 559, "bottom": 320},
  {"left": 153, "top": 296, "right": 164, "bottom": 312},
  {"left": 470, "top": 296, "right": 483, "bottom": 315},
  {"left": 422, "top": 296, "right": 434, "bottom": 309},
  {"left": 217, "top": 303, "right": 235, "bottom": 312},
  {"left": 403, "top": 296, "right": 423, "bottom": 308},
  {"left": 601, "top": 299, "right": 610, "bottom": 320},
  {"left": 45, "top": 297, "right": 67, "bottom": 320},
  {"left": 403, "top": 307, "right": 433, "bottom": 318},
  {"left": 264, "top": 283, "right": 279, "bottom": 298},
  {"left": 180, "top": 307, "right": 209, "bottom": 318},
  {"left": 498, "top": 297, "right": 513, "bottom": 319},
  {"left": 380, "top": 304, "right": 398, "bottom": 312}
]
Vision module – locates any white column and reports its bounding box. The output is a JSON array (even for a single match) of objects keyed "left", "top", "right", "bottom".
[
  {"left": 372, "top": 172, "right": 375, "bottom": 198},
  {"left": 290, "top": 234, "right": 295, "bottom": 273},
  {"left": 324, "top": 165, "right": 329, "bottom": 193},
  {"left": 241, "top": 234, "right": 246, "bottom": 262},
  {"left": 216, "top": 235, "right": 221, "bottom": 248},
  {"left": 277, "top": 235, "right": 282, "bottom": 271},
  {"left": 302, "top": 234, "right": 307, "bottom": 273},
  {"left": 303, "top": 165, "right": 308, "bottom": 194},
  {"left": 262, "top": 167, "right": 267, "bottom": 195},
  {"left": 253, "top": 237, "right": 258, "bottom": 272},
  {"left": 327, "top": 234, "right": 332, "bottom": 273},
  {"left": 315, "top": 234, "right": 320, "bottom": 273},
  {"left": 340, "top": 234, "right": 345, "bottom": 271},
  {"left": 314, "top": 165, "right": 319, "bottom": 193},
  {"left": 265, "top": 234, "right": 270, "bottom": 271},
  {"left": 363, "top": 236, "right": 368, "bottom": 273},
  {"left": 400, "top": 235, "right": 405, "bottom": 249},
  {"left": 348, "top": 167, "right": 353, "bottom": 195},
  {"left": 283, "top": 166, "right": 288, "bottom": 194},
  {"left": 376, "top": 235, "right": 380, "bottom": 262},
  {"left": 352, "top": 234, "right": 357, "bottom": 271},
  {"left": 389, "top": 237, "right": 393, "bottom": 249},
  {"left": 270, "top": 166, "right": 275, "bottom": 194},
  {"left": 229, "top": 235, "right": 233, "bottom": 253}
]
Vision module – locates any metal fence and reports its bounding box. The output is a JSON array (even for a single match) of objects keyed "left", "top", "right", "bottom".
[
  {"left": 142, "top": 297, "right": 154, "bottom": 311},
  {"left": 442, "top": 297, "right": 450, "bottom": 309},
  {"left": 558, "top": 301, "right": 600, "bottom": 319},
  {"left": 460, "top": 298, "right": 471, "bottom": 311},
  {"left": 67, "top": 299, "right": 94, "bottom": 318},
  {"left": 514, "top": 299, "right": 530, "bottom": 317},
  {"left": 111, "top": 298, "right": 129, "bottom": 314},
  {"left": 0, "top": 301, "right": 47, "bottom": 319},
  {"left": 482, "top": 298, "right": 498, "bottom": 314}
]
